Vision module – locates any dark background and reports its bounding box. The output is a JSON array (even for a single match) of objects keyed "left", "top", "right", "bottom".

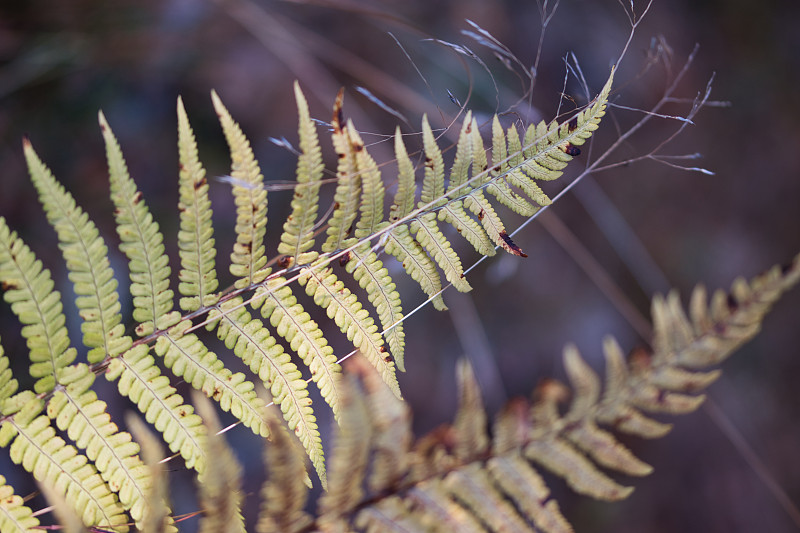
[{"left": 1, "top": 1, "right": 799, "bottom": 531}]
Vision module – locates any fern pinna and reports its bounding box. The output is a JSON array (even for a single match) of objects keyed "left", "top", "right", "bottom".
[{"left": 0, "top": 68, "right": 612, "bottom": 530}]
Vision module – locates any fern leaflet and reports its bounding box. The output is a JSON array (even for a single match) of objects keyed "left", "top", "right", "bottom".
[
  {"left": 212, "top": 92, "right": 271, "bottom": 288},
  {"left": 177, "top": 96, "right": 220, "bottom": 312},
  {"left": 0, "top": 218, "right": 76, "bottom": 393},
  {"left": 0, "top": 474, "right": 39, "bottom": 533},
  {"left": 277, "top": 82, "right": 325, "bottom": 267}
]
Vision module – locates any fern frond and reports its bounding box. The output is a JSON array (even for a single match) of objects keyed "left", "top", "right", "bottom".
[
  {"left": 287, "top": 252, "right": 799, "bottom": 533},
  {"left": 255, "top": 278, "right": 342, "bottom": 417},
  {"left": 418, "top": 117, "right": 495, "bottom": 270},
  {"left": 38, "top": 480, "right": 88, "bottom": 533},
  {"left": 561, "top": 346, "right": 652, "bottom": 476},
  {"left": 106, "top": 344, "right": 207, "bottom": 471},
  {"left": 438, "top": 199, "right": 496, "bottom": 258},
  {"left": 126, "top": 413, "right": 173, "bottom": 533},
  {"left": 24, "top": 139, "right": 131, "bottom": 364},
  {"left": 0, "top": 474, "right": 39, "bottom": 533},
  {"left": 511, "top": 69, "right": 613, "bottom": 194},
  {"left": 0, "top": 217, "right": 76, "bottom": 393},
  {"left": 486, "top": 456, "right": 572, "bottom": 533},
  {"left": 1, "top": 395, "right": 128, "bottom": 530},
  {"left": 404, "top": 114, "right": 479, "bottom": 291},
  {"left": 405, "top": 484, "right": 486, "bottom": 532},
  {"left": 452, "top": 360, "right": 489, "bottom": 460},
  {"left": 317, "top": 367, "right": 371, "bottom": 522},
  {"left": 526, "top": 404, "right": 634, "bottom": 500},
  {"left": 438, "top": 114, "right": 503, "bottom": 256},
  {"left": 596, "top": 253, "right": 800, "bottom": 435},
  {"left": 446, "top": 112, "right": 476, "bottom": 195},
  {"left": 100, "top": 112, "right": 181, "bottom": 336},
  {"left": 345, "top": 242, "right": 406, "bottom": 371},
  {"left": 22, "top": 137, "right": 209, "bottom": 483},
  {"left": 194, "top": 393, "right": 246, "bottom": 533},
  {"left": 465, "top": 188, "right": 524, "bottom": 256},
  {"left": 177, "top": 97, "right": 219, "bottom": 312},
  {"left": 46, "top": 363, "right": 151, "bottom": 522},
  {"left": 354, "top": 496, "right": 426, "bottom": 532},
  {"left": 155, "top": 321, "right": 267, "bottom": 436},
  {"left": 445, "top": 463, "right": 532, "bottom": 532},
  {"left": 256, "top": 403, "right": 312, "bottom": 533},
  {"left": 277, "top": 82, "right": 324, "bottom": 267},
  {"left": 381, "top": 69, "right": 614, "bottom": 303},
  {"left": 300, "top": 261, "right": 400, "bottom": 398},
  {"left": 210, "top": 296, "right": 325, "bottom": 486},
  {"left": 212, "top": 91, "right": 271, "bottom": 288},
  {"left": 353, "top": 353, "right": 411, "bottom": 493},
  {"left": 382, "top": 130, "right": 431, "bottom": 323}
]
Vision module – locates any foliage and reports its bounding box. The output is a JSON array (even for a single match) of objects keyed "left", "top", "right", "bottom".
[
  {"left": 0, "top": 61, "right": 625, "bottom": 529},
  {"left": 92, "top": 257, "right": 800, "bottom": 532},
  {"left": 0, "top": 14, "right": 797, "bottom": 529}
]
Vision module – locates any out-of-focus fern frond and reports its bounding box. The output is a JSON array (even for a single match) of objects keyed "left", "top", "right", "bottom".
[
  {"left": 274, "top": 253, "right": 800, "bottom": 533},
  {"left": 126, "top": 413, "right": 174, "bottom": 533},
  {"left": 256, "top": 403, "right": 312, "bottom": 533},
  {"left": 194, "top": 393, "right": 247, "bottom": 533}
]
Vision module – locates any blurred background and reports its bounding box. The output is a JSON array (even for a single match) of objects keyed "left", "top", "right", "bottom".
[{"left": 1, "top": 0, "right": 799, "bottom": 531}]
